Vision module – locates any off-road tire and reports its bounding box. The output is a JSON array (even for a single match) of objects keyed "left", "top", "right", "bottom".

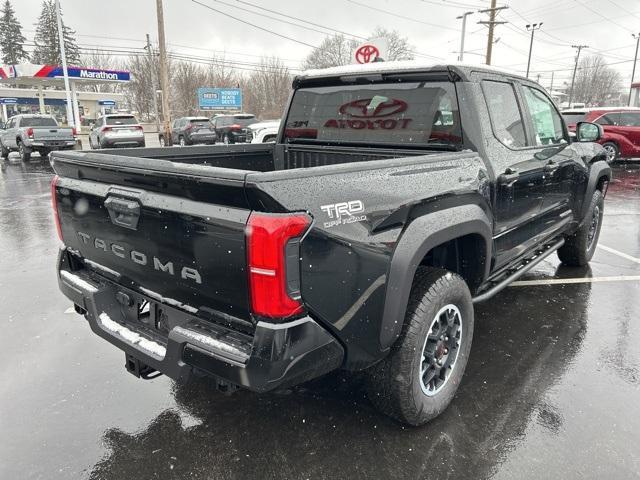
[
  {"left": 366, "top": 267, "right": 474, "bottom": 426},
  {"left": 558, "top": 189, "right": 604, "bottom": 266},
  {"left": 601, "top": 142, "right": 619, "bottom": 163},
  {"left": 17, "top": 140, "right": 31, "bottom": 162}
]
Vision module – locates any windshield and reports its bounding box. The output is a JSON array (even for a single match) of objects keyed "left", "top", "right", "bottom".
[
  {"left": 106, "top": 116, "right": 137, "bottom": 125},
  {"left": 561, "top": 112, "right": 587, "bottom": 124},
  {"left": 283, "top": 82, "right": 462, "bottom": 149},
  {"left": 20, "top": 117, "right": 58, "bottom": 127}
]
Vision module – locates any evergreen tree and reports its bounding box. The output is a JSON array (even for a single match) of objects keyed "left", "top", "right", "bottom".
[
  {"left": 0, "top": 0, "right": 28, "bottom": 64},
  {"left": 32, "top": 0, "right": 80, "bottom": 65}
]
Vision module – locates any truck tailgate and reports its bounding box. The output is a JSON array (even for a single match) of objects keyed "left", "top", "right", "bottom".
[
  {"left": 33, "top": 127, "right": 73, "bottom": 141},
  {"left": 53, "top": 155, "right": 253, "bottom": 323}
]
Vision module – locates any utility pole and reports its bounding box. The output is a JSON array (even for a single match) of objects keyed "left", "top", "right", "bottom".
[
  {"left": 145, "top": 34, "right": 161, "bottom": 133},
  {"left": 629, "top": 33, "right": 640, "bottom": 106},
  {"left": 55, "top": 0, "right": 73, "bottom": 128},
  {"left": 456, "top": 12, "right": 474, "bottom": 62},
  {"left": 550, "top": 71, "right": 555, "bottom": 92},
  {"left": 478, "top": 0, "right": 508, "bottom": 65},
  {"left": 568, "top": 44, "right": 588, "bottom": 107},
  {"left": 526, "top": 23, "right": 542, "bottom": 78},
  {"left": 155, "top": 0, "right": 172, "bottom": 145}
]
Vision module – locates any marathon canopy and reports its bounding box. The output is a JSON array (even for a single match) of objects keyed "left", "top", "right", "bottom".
[{"left": 0, "top": 63, "right": 130, "bottom": 87}]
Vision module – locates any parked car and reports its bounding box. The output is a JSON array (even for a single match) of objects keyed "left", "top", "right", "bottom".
[
  {"left": 159, "top": 117, "right": 217, "bottom": 147},
  {"left": 562, "top": 107, "right": 640, "bottom": 162},
  {"left": 51, "top": 62, "right": 610, "bottom": 426},
  {"left": 0, "top": 114, "right": 77, "bottom": 161},
  {"left": 211, "top": 114, "right": 255, "bottom": 144},
  {"left": 248, "top": 120, "right": 280, "bottom": 143},
  {"left": 89, "top": 114, "right": 145, "bottom": 149}
]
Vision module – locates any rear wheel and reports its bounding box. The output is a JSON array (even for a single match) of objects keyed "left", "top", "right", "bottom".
[
  {"left": 558, "top": 189, "right": 604, "bottom": 266},
  {"left": 17, "top": 140, "right": 31, "bottom": 162},
  {"left": 223, "top": 134, "right": 231, "bottom": 145},
  {"left": 602, "top": 142, "right": 619, "bottom": 163},
  {"left": 366, "top": 267, "right": 474, "bottom": 426},
  {"left": 159, "top": 136, "right": 166, "bottom": 147},
  {"left": 179, "top": 135, "right": 186, "bottom": 147}
]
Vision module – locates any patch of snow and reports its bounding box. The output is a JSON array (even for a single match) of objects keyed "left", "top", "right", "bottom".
[
  {"left": 139, "top": 287, "right": 198, "bottom": 314},
  {"left": 173, "top": 326, "right": 247, "bottom": 359},
  {"left": 98, "top": 312, "right": 167, "bottom": 359},
  {"left": 60, "top": 270, "right": 98, "bottom": 293},
  {"left": 84, "top": 259, "right": 121, "bottom": 278}
]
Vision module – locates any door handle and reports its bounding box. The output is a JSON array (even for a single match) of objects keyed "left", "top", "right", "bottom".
[
  {"left": 544, "top": 160, "right": 559, "bottom": 173},
  {"left": 498, "top": 168, "right": 519, "bottom": 184}
]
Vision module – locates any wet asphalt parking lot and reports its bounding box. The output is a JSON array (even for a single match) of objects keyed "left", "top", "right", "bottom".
[{"left": 1, "top": 154, "right": 639, "bottom": 480}]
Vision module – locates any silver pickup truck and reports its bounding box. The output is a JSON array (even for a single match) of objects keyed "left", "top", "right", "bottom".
[{"left": 0, "top": 114, "right": 77, "bottom": 161}]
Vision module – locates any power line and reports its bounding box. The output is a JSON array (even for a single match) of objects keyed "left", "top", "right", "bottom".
[
  {"left": 346, "top": 0, "right": 459, "bottom": 31},
  {"left": 190, "top": 0, "right": 318, "bottom": 48},
  {"left": 572, "top": 0, "right": 634, "bottom": 33}
]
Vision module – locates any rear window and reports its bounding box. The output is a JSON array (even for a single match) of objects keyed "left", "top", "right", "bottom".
[
  {"left": 189, "top": 118, "right": 211, "bottom": 125},
  {"left": 106, "top": 116, "right": 137, "bottom": 125},
  {"left": 561, "top": 112, "right": 587, "bottom": 124},
  {"left": 20, "top": 117, "right": 57, "bottom": 127},
  {"left": 283, "top": 82, "right": 462, "bottom": 149},
  {"left": 232, "top": 115, "right": 255, "bottom": 127}
]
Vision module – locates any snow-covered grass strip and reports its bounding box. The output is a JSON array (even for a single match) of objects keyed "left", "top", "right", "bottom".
[
  {"left": 98, "top": 312, "right": 167, "bottom": 359},
  {"left": 83, "top": 259, "right": 121, "bottom": 278},
  {"left": 139, "top": 287, "right": 198, "bottom": 314},
  {"left": 60, "top": 270, "right": 98, "bottom": 293},
  {"left": 173, "top": 326, "right": 248, "bottom": 359}
]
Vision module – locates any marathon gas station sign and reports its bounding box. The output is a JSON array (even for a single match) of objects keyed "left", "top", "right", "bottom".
[{"left": 0, "top": 64, "right": 130, "bottom": 82}]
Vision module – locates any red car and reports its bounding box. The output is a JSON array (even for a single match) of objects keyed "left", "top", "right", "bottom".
[{"left": 562, "top": 107, "right": 640, "bottom": 162}]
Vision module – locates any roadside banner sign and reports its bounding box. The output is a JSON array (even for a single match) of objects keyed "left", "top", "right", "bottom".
[
  {"left": 98, "top": 100, "right": 116, "bottom": 106},
  {"left": 197, "top": 87, "right": 242, "bottom": 110},
  {"left": 353, "top": 38, "right": 389, "bottom": 64}
]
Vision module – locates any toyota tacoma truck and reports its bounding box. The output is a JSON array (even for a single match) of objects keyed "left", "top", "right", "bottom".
[
  {"left": 1, "top": 114, "right": 77, "bottom": 161},
  {"left": 51, "top": 62, "right": 611, "bottom": 426}
]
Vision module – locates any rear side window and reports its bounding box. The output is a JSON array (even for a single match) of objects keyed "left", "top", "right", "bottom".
[
  {"left": 521, "top": 86, "right": 566, "bottom": 146},
  {"left": 595, "top": 113, "right": 619, "bottom": 126},
  {"left": 619, "top": 112, "right": 640, "bottom": 127},
  {"left": 106, "top": 116, "right": 137, "bottom": 125},
  {"left": 482, "top": 81, "right": 527, "bottom": 148},
  {"left": 283, "top": 81, "right": 463, "bottom": 149},
  {"left": 20, "top": 117, "right": 58, "bottom": 127}
]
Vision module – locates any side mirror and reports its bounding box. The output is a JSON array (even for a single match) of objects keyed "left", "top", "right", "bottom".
[{"left": 576, "top": 122, "right": 603, "bottom": 142}]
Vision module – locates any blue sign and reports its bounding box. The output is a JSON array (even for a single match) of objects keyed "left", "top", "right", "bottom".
[
  {"left": 35, "top": 65, "right": 131, "bottom": 82},
  {"left": 98, "top": 100, "right": 116, "bottom": 106},
  {"left": 0, "top": 97, "right": 18, "bottom": 104},
  {"left": 197, "top": 88, "right": 242, "bottom": 111}
]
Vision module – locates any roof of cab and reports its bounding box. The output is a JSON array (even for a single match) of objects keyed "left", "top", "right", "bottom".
[{"left": 296, "top": 60, "right": 527, "bottom": 83}]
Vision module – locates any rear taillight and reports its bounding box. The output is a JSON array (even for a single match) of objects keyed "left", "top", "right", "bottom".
[
  {"left": 71, "top": 127, "right": 77, "bottom": 138},
  {"left": 102, "top": 126, "right": 113, "bottom": 132},
  {"left": 185, "top": 124, "right": 193, "bottom": 131},
  {"left": 134, "top": 125, "right": 144, "bottom": 131},
  {"left": 51, "top": 175, "right": 63, "bottom": 242},
  {"left": 230, "top": 124, "right": 241, "bottom": 130},
  {"left": 246, "top": 212, "right": 311, "bottom": 318},
  {"left": 26, "top": 127, "right": 34, "bottom": 139}
]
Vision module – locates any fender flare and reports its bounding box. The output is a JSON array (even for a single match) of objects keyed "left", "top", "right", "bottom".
[
  {"left": 580, "top": 161, "right": 611, "bottom": 222},
  {"left": 379, "top": 204, "right": 492, "bottom": 350}
]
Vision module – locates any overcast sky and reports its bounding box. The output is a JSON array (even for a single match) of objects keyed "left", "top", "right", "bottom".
[{"left": 12, "top": 0, "right": 640, "bottom": 89}]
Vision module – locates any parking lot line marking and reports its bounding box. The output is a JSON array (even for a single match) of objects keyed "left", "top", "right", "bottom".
[
  {"left": 511, "top": 275, "right": 640, "bottom": 287},
  {"left": 598, "top": 244, "right": 640, "bottom": 264}
]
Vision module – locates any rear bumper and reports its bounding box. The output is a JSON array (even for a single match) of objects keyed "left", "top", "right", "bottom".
[
  {"left": 188, "top": 133, "right": 217, "bottom": 144},
  {"left": 101, "top": 134, "right": 145, "bottom": 147},
  {"left": 56, "top": 248, "right": 343, "bottom": 392},
  {"left": 29, "top": 140, "right": 76, "bottom": 149}
]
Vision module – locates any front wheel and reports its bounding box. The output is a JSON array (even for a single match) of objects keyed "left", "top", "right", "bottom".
[
  {"left": 179, "top": 136, "right": 186, "bottom": 147},
  {"left": 602, "top": 142, "right": 619, "bottom": 163},
  {"left": 366, "top": 267, "right": 474, "bottom": 426},
  {"left": 558, "top": 189, "right": 604, "bottom": 266},
  {"left": 18, "top": 141, "right": 31, "bottom": 162}
]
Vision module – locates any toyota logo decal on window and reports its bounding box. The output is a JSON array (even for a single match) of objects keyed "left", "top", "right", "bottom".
[{"left": 338, "top": 98, "right": 408, "bottom": 118}]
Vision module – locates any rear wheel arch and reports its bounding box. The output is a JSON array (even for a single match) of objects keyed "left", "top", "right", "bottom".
[
  {"left": 380, "top": 205, "right": 492, "bottom": 350},
  {"left": 580, "top": 162, "right": 611, "bottom": 222}
]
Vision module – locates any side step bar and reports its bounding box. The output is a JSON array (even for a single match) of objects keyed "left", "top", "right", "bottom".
[{"left": 472, "top": 238, "right": 565, "bottom": 304}]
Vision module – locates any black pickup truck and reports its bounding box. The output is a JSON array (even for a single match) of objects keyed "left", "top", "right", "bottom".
[{"left": 51, "top": 62, "right": 610, "bottom": 426}]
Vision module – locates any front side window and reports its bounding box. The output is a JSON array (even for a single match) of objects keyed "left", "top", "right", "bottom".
[
  {"left": 522, "top": 86, "right": 566, "bottom": 146},
  {"left": 618, "top": 112, "right": 640, "bottom": 127},
  {"left": 483, "top": 81, "right": 527, "bottom": 148}
]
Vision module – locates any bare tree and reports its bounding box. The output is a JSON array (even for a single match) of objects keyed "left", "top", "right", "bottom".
[
  {"left": 125, "top": 52, "right": 171, "bottom": 121},
  {"left": 302, "top": 28, "right": 414, "bottom": 69},
  {"left": 78, "top": 49, "right": 125, "bottom": 93},
  {"left": 242, "top": 57, "right": 292, "bottom": 118},
  {"left": 572, "top": 55, "right": 622, "bottom": 106},
  {"left": 207, "top": 55, "right": 241, "bottom": 88},
  {"left": 171, "top": 60, "right": 208, "bottom": 117}
]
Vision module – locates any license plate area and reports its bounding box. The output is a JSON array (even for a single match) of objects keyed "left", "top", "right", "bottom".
[{"left": 115, "top": 290, "right": 175, "bottom": 341}]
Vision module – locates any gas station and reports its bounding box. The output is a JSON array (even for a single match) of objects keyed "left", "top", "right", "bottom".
[{"left": 0, "top": 63, "right": 130, "bottom": 129}]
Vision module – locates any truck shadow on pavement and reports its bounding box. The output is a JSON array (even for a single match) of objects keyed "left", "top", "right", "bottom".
[{"left": 88, "top": 266, "right": 592, "bottom": 480}]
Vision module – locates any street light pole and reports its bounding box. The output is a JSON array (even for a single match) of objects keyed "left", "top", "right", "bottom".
[
  {"left": 155, "top": 0, "right": 172, "bottom": 145},
  {"left": 456, "top": 12, "right": 473, "bottom": 62},
  {"left": 568, "top": 44, "right": 588, "bottom": 107},
  {"left": 526, "top": 23, "right": 542, "bottom": 78},
  {"left": 55, "top": 0, "right": 73, "bottom": 128},
  {"left": 629, "top": 33, "right": 640, "bottom": 106}
]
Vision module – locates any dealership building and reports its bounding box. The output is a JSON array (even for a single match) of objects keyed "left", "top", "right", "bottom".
[{"left": 0, "top": 63, "right": 130, "bottom": 127}]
